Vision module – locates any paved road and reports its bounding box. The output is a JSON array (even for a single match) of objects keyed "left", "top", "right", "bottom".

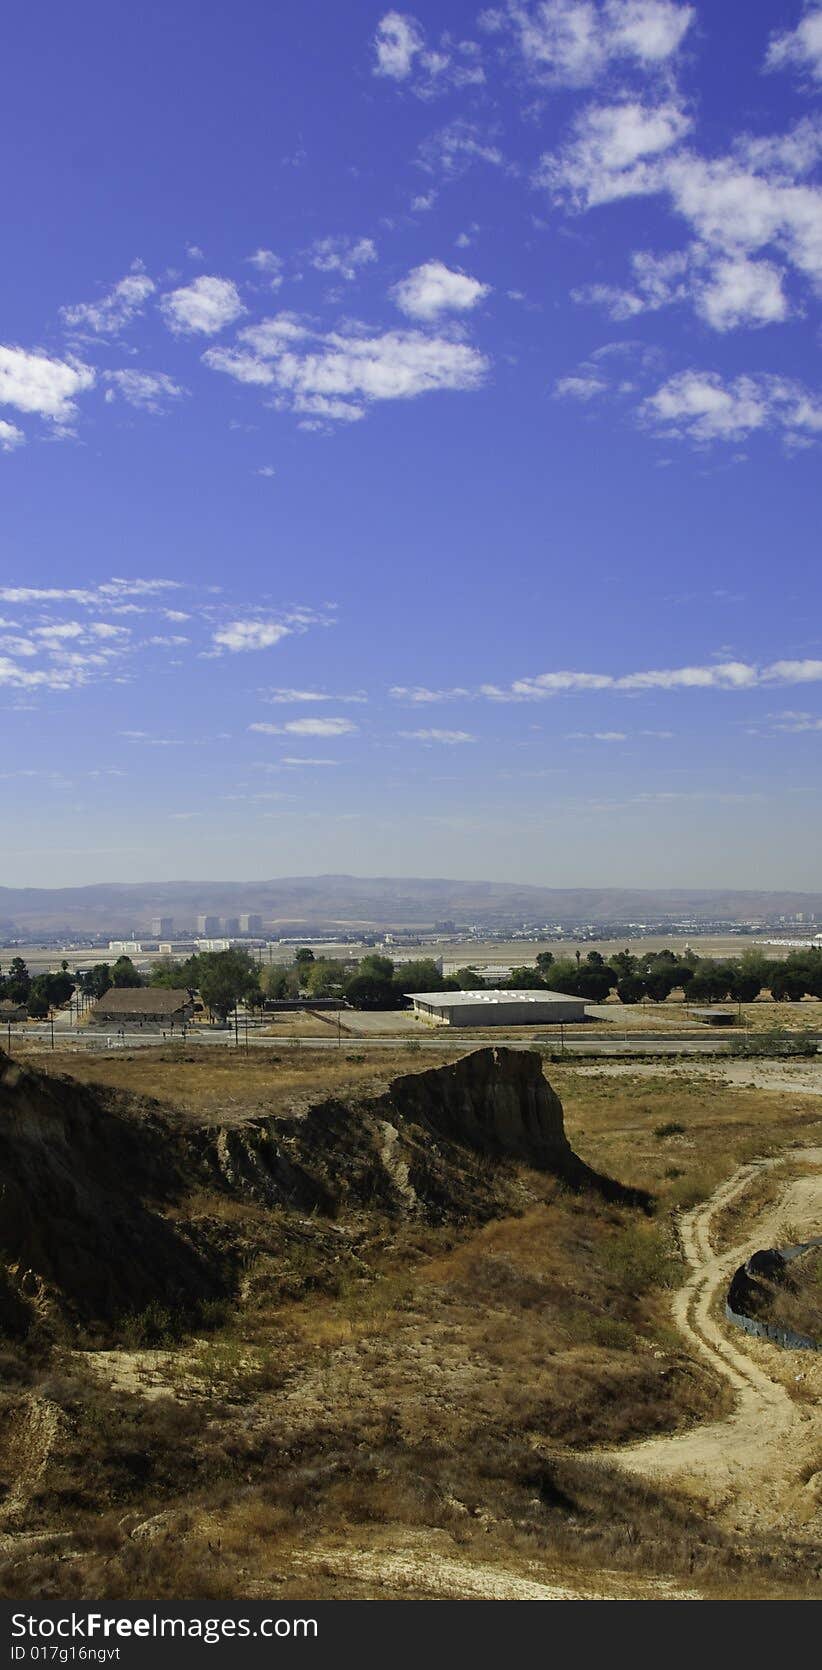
[{"left": 8, "top": 1025, "right": 821, "bottom": 1058}]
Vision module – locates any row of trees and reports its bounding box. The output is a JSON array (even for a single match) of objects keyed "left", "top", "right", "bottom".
[{"left": 5, "top": 942, "right": 822, "bottom": 1021}]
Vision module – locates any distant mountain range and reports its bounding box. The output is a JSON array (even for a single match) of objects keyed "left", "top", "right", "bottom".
[{"left": 0, "top": 876, "right": 820, "bottom": 937}]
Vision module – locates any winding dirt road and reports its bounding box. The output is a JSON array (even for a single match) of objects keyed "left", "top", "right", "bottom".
[{"left": 599, "top": 1147, "right": 822, "bottom": 1533}]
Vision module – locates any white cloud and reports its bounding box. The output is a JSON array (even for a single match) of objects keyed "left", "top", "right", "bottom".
[
  {"left": 212, "top": 620, "right": 291, "bottom": 652},
  {"left": 567, "top": 730, "right": 628, "bottom": 740},
  {"left": 310, "top": 236, "right": 377, "bottom": 281},
  {"left": 103, "top": 370, "right": 186, "bottom": 411},
  {"left": 250, "top": 717, "right": 358, "bottom": 737},
  {"left": 490, "top": 0, "right": 694, "bottom": 88},
  {"left": 0, "top": 346, "right": 95, "bottom": 424},
  {"left": 373, "top": 12, "right": 484, "bottom": 95},
  {"left": 392, "top": 260, "right": 491, "bottom": 320},
  {"left": 0, "top": 656, "right": 94, "bottom": 691},
  {"left": 538, "top": 98, "right": 692, "bottom": 207},
  {"left": 418, "top": 120, "right": 505, "bottom": 178},
  {"left": 642, "top": 370, "right": 822, "bottom": 442},
  {"left": 764, "top": 709, "right": 822, "bottom": 733},
  {"left": 374, "top": 11, "right": 425, "bottom": 78},
  {"left": 400, "top": 728, "right": 475, "bottom": 742},
  {"left": 280, "top": 757, "right": 340, "bottom": 766},
  {"left": 0, "top": 578, "right": 179, "bottom": 606},
  {"left": 0, "top": 420, "right": 24, "bottom": 452},
  {"left": 766, "top": 5, "right": 822, "bottom": 82},
  {"left": 696, "top": 256, "right": 788, "bottom": 331},
  {"left": 205, "top": 320, "right": 489, "bottom": 425},
  {"left": 574, "top": 247, "right": 789, "bottom": 331},
  {"left": 160, "top": 276, "right": 245, "bottom": 335},
  {"left": 390, "top": 684, "right": 472, "bottom": 701},
  {"left": 542, "top": 106, "right": 822, "bottom": 306},
  {"left": 256, "top": 465, "right": 276, "bottom": 477},
  {"left": 554, "top": 372, "right": 608, "bottom": 399},
  {"left": 61, "top": 270, "right": 155, "bottom": 336},
  {"left": 263, "top": 687, "right": 367, "bottom": 703},
  {"left": 247, "top": 249, "right": 284, "bottom": 283},
  {"left": 485, "top": 657, "right": 822, "bottom": 701}
]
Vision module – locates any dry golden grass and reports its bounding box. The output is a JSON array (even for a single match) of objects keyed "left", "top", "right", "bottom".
[{"left": 16, "top": 1043, "right": 459, "bottom": 1125}]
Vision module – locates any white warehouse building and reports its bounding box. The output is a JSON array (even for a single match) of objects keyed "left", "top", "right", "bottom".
[{"left": 409, "top": 989, "right": 587, "bottom": 1027}]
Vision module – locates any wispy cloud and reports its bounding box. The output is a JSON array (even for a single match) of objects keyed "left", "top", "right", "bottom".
[
  {"left": 483, "top": 0, "right": 694, "bottom": 89},
  {"left": 399, "top": 727, "right": 476, "bottom": 742},
  {"left": 390, "top": 684, "right": 473, "bottom": 702},
  {"left": 103, "top": 370, "right": 186, "bottom": 412},
  {"left": 483, "top": 658, "right": 822, "bottom": 700},
  {"left": 310, "top": 236, "right": 377, "bottom": 281},
  {"left": 250, "top": 716, "right": 358, "bottom": 736},
  {"left": 766, "top": 6, "right": 822, "bottom": 83},
  {"left": 205, "top": 314, "right": 489, "bottom": 426},
  {"left": 61, "top": 268, "right": 155, "bottom": 336},
  {"left": 212, "top": 620, "right": 291, "bottom": 652},
  {"left": 373, "top": 12, "right": 484, "bottom": 96},
  {"left": 0, "top": 420, "right": 25, "bottom": 452},
  {"left": 262, "top": 687, "right": 367, "bottom": 703}
]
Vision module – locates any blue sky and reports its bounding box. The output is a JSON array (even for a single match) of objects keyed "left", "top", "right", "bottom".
[{"left": 2, "top": 0, "right": 822, "bottom": 889}]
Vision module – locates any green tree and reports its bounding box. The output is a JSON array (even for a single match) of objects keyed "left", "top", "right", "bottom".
[
  {"left": 507, "top": 965, "right": 546, "bottom": 989},
  {"left": 259, "top": 963, "right": 298, "bottom": 1001},
  {"left": 358, "top": 953, "right": 395, "bottom": 982},
  {"left": 196, "top": 949, "right": 261, "bottom": 1019},
  {"left": 79, "top": 963, "right": 113, "bottom": 1000},
  {"left": 304, "top": 958, "right": 345, "bottom": 997},
  {"left": 29, "top": 971, "right": 74, "bottom": 1012},
  {"left": 574, "top": 964, "right": 615, "bottom": 1002},
  {"left": 535, "top": 951, "right": 555, "bottom": 976},
  {"left": 729, "top": 970, "right": 763, "bottom": 1005},
  {"left": 769, "top": 966, "right": 806, "bottom": 1002},
  {"left": 686, "top": 966, "right": 732, "bottom": 1003},
  {"left": 344, "top": 973, "right": 396, "bottom": 1010},
  {"left": 6, "top": 958, "right": 31, "bottom": 1003},
  {"left": 643, "top": 967, "right": 679, "bottom": 1002},
  {"left": 391, "top": 959, "right": 447, "bottom": 996},
  {"left": 617, "top": 975, "right": 645, "bottom": 1004},
  {"left": 545, "top": 958, "right": 582, "bottom": 995},
  {"left": 112, "top": 955, "right": 143, "bottom": 988}
]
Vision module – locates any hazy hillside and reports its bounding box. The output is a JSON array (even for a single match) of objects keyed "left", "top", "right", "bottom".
[{"left": 1, "top": 876, "right": 821, "bottom": 935}]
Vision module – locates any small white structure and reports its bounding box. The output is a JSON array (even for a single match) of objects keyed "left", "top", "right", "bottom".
[{"left": 409, "top": 989, "right": 587, "bottom": 1027}]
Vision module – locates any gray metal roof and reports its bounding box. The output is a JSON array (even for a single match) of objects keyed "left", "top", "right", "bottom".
[{"left": 409, "top": 989, "right": 583, "bottom": 1007}]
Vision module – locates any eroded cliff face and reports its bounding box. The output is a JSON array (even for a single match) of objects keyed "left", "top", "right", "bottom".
[
  {"left": 0, "top": 1046, "right": 631, "bottom": 1334},
  {"left": 193, "top": 1047, "right": 577, "bottom": 1222},
  {"left": 388, "top": 1047, "right": 572, "bottom": 1169}
]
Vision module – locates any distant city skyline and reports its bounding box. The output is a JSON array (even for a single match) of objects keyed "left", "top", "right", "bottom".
[{"left": 2, "top": 2, "right": 822, "bottom": 887}]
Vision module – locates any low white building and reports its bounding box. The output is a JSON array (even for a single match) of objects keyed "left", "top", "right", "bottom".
[{"left": 409, "top": 989, "right": 587, "bottom": 1027}]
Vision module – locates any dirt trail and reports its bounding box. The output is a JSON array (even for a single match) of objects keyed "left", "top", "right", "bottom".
[{"left": 598, "top": 1148, "right": 822, "bottom": 1532}]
